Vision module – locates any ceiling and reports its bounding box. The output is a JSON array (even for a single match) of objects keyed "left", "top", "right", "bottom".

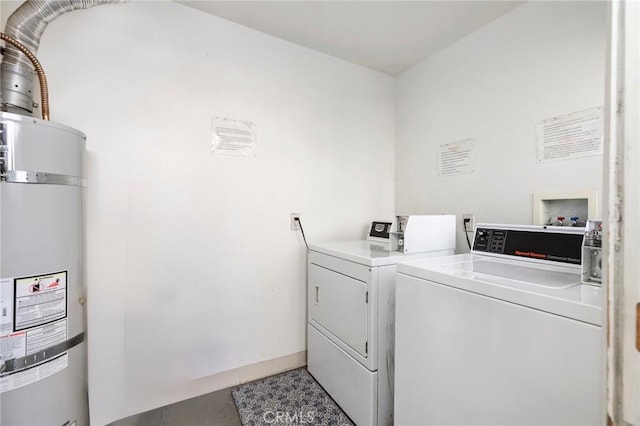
[{"left": 177, "top": 1, "right": 524, "bottom": 76}]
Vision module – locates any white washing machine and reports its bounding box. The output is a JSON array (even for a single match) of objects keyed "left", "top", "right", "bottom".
[
  {"left": 307, "top": 217, "right": 455, "bottom": 426},
  {"left": 394, "top": 223, "right": 605, "bottom": 426}
]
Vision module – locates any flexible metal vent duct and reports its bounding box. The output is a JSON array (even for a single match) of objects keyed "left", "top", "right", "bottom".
[{"left": 1, "top": 0, "right": 124, "bottom": 115}]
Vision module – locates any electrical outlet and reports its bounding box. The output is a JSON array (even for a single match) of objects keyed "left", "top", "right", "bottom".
[
  {"left": 291, "top": 213, "right": 300, "bottom": 231},
  {"left": 463, "top": 214, "right": 475, "bottom": 233}
]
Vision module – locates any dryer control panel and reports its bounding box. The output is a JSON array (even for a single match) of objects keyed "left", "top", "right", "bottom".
[{"left": 473, "top": 225, "right": 583, "bottom": 265}]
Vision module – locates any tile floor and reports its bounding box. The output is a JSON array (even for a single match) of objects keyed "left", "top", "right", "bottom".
[{"left": 109, "top": 387, "right": 242, "bottom": 426}]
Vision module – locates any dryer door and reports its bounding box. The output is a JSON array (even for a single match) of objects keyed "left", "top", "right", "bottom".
[{"left": 309, "top": 264, "right": 369, "bottom": 357}]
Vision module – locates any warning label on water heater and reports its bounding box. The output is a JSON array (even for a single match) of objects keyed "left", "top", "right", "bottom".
[
  {"left": 14, "top": 271, "right": 67, "bottom": 330},
  {"left": 1, "top": 273, "right": 69, "bottom": 393},
  {"left": 0, "top": 353, "right": 68, "bottom": 393}
]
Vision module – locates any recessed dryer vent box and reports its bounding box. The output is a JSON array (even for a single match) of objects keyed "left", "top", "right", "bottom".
[{"left": 533, "top": 190, "right": 599, "bottom": 226}]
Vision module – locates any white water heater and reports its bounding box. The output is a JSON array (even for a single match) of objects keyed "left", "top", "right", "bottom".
[{"left": 0, "top": 111, "right": 88, "bottom": 426}]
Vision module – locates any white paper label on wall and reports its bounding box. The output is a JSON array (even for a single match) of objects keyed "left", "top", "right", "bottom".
[
  {"left": 438, "top": 139, "right": 475, "bottom": 176},
  {"left": 536, "top": 106, "right": 603, "bottom": 163},
  {"left": 212, "top": 117, "right": 256, "bottom": 157}
]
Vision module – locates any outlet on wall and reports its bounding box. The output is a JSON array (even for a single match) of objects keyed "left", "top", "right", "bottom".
[
  {"left": 463, "top": 214, "right": 475, "bottom": 233},
  {"left": 291, "top": 213, "right": 300, "bottom": 231}
]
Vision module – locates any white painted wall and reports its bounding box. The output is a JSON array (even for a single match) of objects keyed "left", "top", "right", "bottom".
[
  {"left": 0, "top": 0, "right": 609, "bottom": 423},
  {"left": 1, "top": 1, "right": 395, "bottom": 423},
  {"left": 395, "top": 1, "right": 607, "bottom": 252}
]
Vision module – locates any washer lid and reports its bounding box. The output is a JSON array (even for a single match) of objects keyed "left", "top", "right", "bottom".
[
  {"left": 397, "top": 254, "right": 603, "bottom": 326},
  {"left": 470, "top": 259, "right": 580, "bottom": 289}
]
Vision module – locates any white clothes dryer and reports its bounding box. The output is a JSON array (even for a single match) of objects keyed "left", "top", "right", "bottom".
[{"left": 307, "top": 237, "right": 455, "bottom": 426}]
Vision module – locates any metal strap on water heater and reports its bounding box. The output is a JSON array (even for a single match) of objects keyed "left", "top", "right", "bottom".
[
  {"left": 3, "top": 170, "right": 86, "bottom": 186},
  {"left": 0, "top": 332, "right": 85, "bottom": 375},
  {"left": 0, "top": 122, "right": 85, "bottom": 186}
]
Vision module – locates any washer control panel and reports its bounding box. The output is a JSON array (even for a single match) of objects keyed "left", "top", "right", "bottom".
[
  {"left": 473, "top": 229, "right": 506, "bottom": 253},
  {"left": 473, "top": 226, "right": 583, "bottom": 265}
]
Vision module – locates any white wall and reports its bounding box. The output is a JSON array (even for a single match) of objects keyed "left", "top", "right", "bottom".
[
  {"left": 395, "top": 1, "right": 607, "bottom": 252},
  {"left": 1, "top": 0, "right": 608, "bottom": 423},
  {"left": 3, "top": 1, "right": 395, "bottom": 423}
]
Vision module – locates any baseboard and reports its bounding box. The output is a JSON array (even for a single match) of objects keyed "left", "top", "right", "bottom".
[
  {"left": 186, "top": 350, "right": 308, "bottom": 398},
  {"left": 238, "top": 350, "right": 307, "bottom": 383},
  {"left": 106, "top": 351, "right": 307, "bottom": 425}
]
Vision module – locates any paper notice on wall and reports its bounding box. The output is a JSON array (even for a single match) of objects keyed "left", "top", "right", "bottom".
[
  {"left": 212, "top": 117, "right": 256, "bottom": 157},
  {"left": 438, "top": 139, "right": 475, "bottom": 176},
  {"left": 536, "top": 107, "right": 603, "bottom": 163}
]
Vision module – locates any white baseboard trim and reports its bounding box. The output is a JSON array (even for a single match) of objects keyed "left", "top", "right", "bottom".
[
  {"left": 106, "top": 351, "right": 307, "bottom": 425},
  {"left": 168, "top": 351, "right": 307, "bottom": 406},
  {"left": 238, "top": 350, "right": 307, "bottom": 384}
]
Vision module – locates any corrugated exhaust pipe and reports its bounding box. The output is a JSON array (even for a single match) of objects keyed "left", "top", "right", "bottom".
[
  {"left": 1, "top": 32, "right": 50, "bottom": 120},
  {"left": 1, "top": 0, "right": 125, "bottom": 118}
]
